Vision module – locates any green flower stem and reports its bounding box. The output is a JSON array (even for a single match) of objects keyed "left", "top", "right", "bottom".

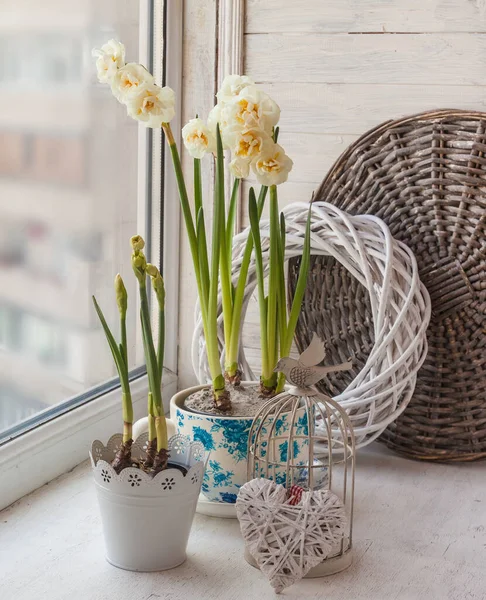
[
  {"left": 163, "top": 123, "right": 205, "bottom": 318},
  {"left": 163, "top": 123, "right": 224, "bottom": 401},
  {"left": 219, "top": 196, "right": 233, "bottom": 361},
  {"left": 196, "top": 209, "right": 210, "bottom": 311},
  {"left": 220, "top": 179, "right": 240, "bottom": 376},
  {"left": 155, "top": 416, "right": 168, "bottom": 453},
  {"left": 157, "top": 307, "right": 164, "bottom": 386},
  {"left": 147, "top": 392, "right": 156, "bottom": 442},
  {"left": 147, "top": 265, "right": 165, "bottom": 386},
  {"left": 265, "top": 185, "right": 280, "bottom": 390},
  {"left": 226, "top": 185, "right": 268, "bottom": 377},
  {"left": 138, "top": 281, "right": 164, "bottom": 424},
  {"left": 207, "top": 126, "right": 226, "bottom": 400},
  {"left": 122, "top": 391, "right": 133, "bottom": 443},
  {"left": 194, "top": 158, "right": 203, "bottom": 217},
  {"left": 194, "top": 159, "right": 210, "bottom": 317},
  {"left": 140, "top": 307, "right": 167, "bottom": 451}
]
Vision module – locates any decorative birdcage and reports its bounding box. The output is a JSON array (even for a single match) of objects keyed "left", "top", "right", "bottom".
[{"left": 236, "top": 336, "right": 356, "bottom": 593}]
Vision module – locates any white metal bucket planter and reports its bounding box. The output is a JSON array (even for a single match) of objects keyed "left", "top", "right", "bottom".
[{"left": 90, "top": 432, "right": 208, "bottom": 571}]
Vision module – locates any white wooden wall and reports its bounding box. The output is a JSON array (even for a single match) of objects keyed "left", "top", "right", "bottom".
[
  {"left": 177, "top": 0, "right": 486, "bottom": 389},
  {"left": 241, "top": 0, "right": 486, "bottom": 219}
]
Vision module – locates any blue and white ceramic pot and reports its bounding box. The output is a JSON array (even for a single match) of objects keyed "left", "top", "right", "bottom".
[{"left": 170, "top": 384, "right": 311, "bottom": 505}]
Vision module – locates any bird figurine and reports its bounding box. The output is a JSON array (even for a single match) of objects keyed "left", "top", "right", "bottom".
[{"left": 274, "top": 333, "right": 352, "bottom": 388}]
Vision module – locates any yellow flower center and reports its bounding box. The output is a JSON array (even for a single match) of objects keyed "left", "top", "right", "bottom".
[
  {"left": 258, "top": 156, "right": 281, "bottom": 173},
  {"left": 236, "top": 132, "right": 261, "bottom": 158},
  {"left": 122, "top": 74, "right": 140, "bottom": 90},
  {"left": 187, "top": 132, "right": 208, "bottom": 145},
  {"left": 140, "top": 93, "right": 160, "bottom": 115},
  {"left": 236, "top": 99, "right": 259, "bottom": 125}
]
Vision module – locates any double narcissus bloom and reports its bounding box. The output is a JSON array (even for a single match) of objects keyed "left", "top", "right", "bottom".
[
  {"left": 92, "top": 42, "right": 292, "bottom": 186},
  {"left": 92, "top": 39, "right": 125, "bottom": 84},
  {"left": 183, "top": 74, "right": 292, "bottom": 187},
  {"left": 92, "top": 40, "right": 175, "bottom": 127},
  {"left": 182, "top": 118, "right": 216, "bottom": 159}
]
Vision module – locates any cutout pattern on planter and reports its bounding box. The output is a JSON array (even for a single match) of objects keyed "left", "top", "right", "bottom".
[{"left": 90, "top": 433, "right": 207, "bottom": 497}]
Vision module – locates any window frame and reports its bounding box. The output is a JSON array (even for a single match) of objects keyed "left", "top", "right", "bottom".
[{"left": 0, "top": 0, "right": 183, "bottom": 511}]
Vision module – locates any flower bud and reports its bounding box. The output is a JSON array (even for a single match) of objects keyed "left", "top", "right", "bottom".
[
  {"left": 131, "top": 250, "right": 147, "bottom": 283},
  {"left": 146, "top": 263, "right": 165, "bottom": 310},
  {"left": 130, "top": 235, "right": 145, "bottom": 252},
  {"left": 114, "top": 274, "right": 127, "bottom": 316},
  {"left": 145, "top": 263, "right": 158, "bottom": 278}
]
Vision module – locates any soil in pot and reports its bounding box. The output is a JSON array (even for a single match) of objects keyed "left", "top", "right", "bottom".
[
  {"left": 184, "top": 383, "right": 269, "bottom": 417},
  {"left": 119, "top": 458, "right": 188, "bottom": 476}
]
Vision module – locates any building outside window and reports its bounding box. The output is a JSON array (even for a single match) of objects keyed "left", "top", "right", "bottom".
[{"left": 0, "top": 1, "right": 165, "bottom": 438}]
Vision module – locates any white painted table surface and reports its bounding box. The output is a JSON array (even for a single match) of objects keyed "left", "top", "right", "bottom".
[{"left": 1, "top": 443, "right": 485, "bottom": 600}]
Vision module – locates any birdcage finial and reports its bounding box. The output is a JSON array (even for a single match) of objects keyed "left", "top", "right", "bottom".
[{"left": 274, "top": 333, "right": 352, "bottom": 393}]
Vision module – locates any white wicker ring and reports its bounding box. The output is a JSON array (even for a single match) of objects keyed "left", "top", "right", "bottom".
[{"left": 192, "top": 201, "right": 431, "bottom": 447}]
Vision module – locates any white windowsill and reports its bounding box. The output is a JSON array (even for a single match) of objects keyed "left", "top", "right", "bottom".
[{"left": 2, "top": 443, "right": 485, "bottom": 599}]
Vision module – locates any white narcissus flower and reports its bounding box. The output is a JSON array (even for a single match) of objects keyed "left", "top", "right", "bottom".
[
  {"left": 111, "top": 63, "right": 154, "bottom": 103},
  {"left": 182, "top": 118, "right": 216, "bottom": 158},
  {"left": 229, "top": 157, "right": 250, "bottom": 179},
  {"left": 225, "top": 127, "right": 272, "bottom": 163},
  {"left": 222, "top": 86, "right": 280, "bottom": 134},
  {"left": 252, "top": 142, "right": 293, "bottom": 186},
  {"left": 92, "top": 39, "right": 125, "bottom": 84},
  {"left": 207, "top": 104, "right": 232, "bottom": 149},
  {"left": 216, "top": 74, "right": 254, "bottom": 104},
  {"left": 126, "top": 84, "right": 176, "bottom": 127}
]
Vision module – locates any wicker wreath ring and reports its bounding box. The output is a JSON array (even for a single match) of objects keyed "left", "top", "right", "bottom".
[{"left": 193, "top": 201, "right": 431, "bottom": 448}]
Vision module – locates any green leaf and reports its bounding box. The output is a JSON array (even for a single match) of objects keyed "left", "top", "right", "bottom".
[
  {"left": 196, "top": 207, "right": 210, "bottom": 318},
  {"left": 118, "top": 343, "right": 126, "bottom": 368},
  {"left": 227, "top": 184, "right": 269, "bottom": 369},
  {"left": 249, "top": 188, "right": 270, "bottom": 379},
  {"left": 225, "top": 178, "right": 240, "bottom": 267},
  {"left": 284, "top": 205, "right": 312, "bottom": 355},
  {"left": 277, "top": 212, "right": 287, "bottom": 356},
  {"left": 280, "top": 212, "right": 286, "bottom": 254},
  {"left": 92, "top": 296, "right": 129, "bottom": 393},
  {"left": 138, "top": 284, "right": 163, "bottom": 412},
  {"left": 140, "top": 308, "right": 159, "bottom": 412}
]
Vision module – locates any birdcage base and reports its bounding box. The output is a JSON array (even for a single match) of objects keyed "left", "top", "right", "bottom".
[
  {"left": 196, "top": 493, "right": 237, "bottom": 518},
  {"left": 244, "top": 547, "right": 353, "bottom": 578}
]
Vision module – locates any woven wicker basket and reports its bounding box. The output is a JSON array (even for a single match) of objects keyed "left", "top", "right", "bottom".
[{"left": 289, "top": 109, "right": 486, "bottom": 462}]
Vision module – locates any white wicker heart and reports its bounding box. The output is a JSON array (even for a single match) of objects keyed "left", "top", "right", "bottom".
[
  {"left": 192, "top": 201, "right": 431, "bottom": 448},
  {"left": 236, "top": 478, "right": 348, "bottom": 594}
]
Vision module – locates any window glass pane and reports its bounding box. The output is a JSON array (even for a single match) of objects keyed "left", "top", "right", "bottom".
[{"left": 0, "top": 1, "right": 144, "bottom": 435}]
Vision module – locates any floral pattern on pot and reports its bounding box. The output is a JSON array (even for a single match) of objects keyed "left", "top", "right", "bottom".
[
  {"left": 174, "top": 406, "right": 253, "bottom": 503},
  {"left": 171, "top": 385, "right": 311, "bottom": 504}
]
